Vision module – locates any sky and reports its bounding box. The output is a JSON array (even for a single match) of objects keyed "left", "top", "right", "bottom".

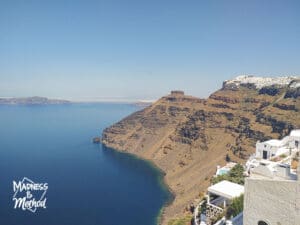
[{"left": 0, "top": 0, "right": 300, "bottom": 101}]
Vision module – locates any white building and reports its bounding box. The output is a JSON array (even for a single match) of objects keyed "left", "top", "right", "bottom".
[
  {"left": 243, "top": 161, "right": 300, "bottom": 225},
  {"left": 290, "top": 130, "right": 300, "bottom": 148},
  {"left": 244, "top": 130, "right": 300, "bottom": 225},
  {"left": 206, "top": 180, "right": 244, "bottom": 225},
  {"left": 255, "top": 129, "right": 300, "bottom": 160}
]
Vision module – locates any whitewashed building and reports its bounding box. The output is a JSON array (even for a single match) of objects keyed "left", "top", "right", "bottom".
[
  {"left": 244, "top": 130, "right": 300, "bottom": 225},
  {"left": 243, "top": 161, "right": 300, "bottom": 225},
  {"left": 255, "top": 129, "right": 300, "bottom": 160},
  {"left": 205, "top": 180, "right": 244, "bottom": 225}
]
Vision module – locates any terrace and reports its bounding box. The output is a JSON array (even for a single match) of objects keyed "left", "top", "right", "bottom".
[
  {"left": 205, "top": 181, "right": 244, "bottom": 224},
  {"left": 246, "top": 129, "right": 300, "bottom": 179}
]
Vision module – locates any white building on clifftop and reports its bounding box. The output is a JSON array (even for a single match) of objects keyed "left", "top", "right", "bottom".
[{"left": 223, "top": 75, "right": 297, "bottom": 90}]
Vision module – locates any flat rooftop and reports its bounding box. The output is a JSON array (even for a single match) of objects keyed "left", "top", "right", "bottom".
[
  {"left": 208, "top": 180, "right": 244, "bottom": 200},
  {"left": 265, "top": 139, "right": 283, "bottom": 146},
  {"left": 291, "top": 130, "right": 300, "bottom": 137}
]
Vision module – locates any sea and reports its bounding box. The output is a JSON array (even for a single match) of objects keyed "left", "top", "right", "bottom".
[{"left": 0, "top": 103, "right": 171, "bottom": 225}]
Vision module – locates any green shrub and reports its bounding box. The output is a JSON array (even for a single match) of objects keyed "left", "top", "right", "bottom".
[
  {"left": 210, "top": 211, "right": 225, "bottom": 224},
  {"left": 279, "top": 154, "right": 287, "bottom": 158},
  {"left": 211, "top": 164, "right": 245, "bottom": 185},
  {"left": 225, "top": 194, "right": 244, "bottom": 219},
  {"left": 227, "top": 164, "right": 245, "bottom": 185}
]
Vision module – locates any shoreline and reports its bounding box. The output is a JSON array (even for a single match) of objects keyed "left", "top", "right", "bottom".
[{"left": 101, "top": 143, "right": 176, "bottom": 225}]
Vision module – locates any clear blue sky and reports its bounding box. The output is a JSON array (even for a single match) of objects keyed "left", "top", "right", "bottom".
[{"left": 1, "top": 0, "right": 300, "bottom": 101}]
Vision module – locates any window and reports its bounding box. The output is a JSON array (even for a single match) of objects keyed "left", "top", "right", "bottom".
[{"left": 258, "top": 221, "right": 268, "bottom": 225}]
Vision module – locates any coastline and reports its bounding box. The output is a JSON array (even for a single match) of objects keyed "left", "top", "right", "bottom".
[{"left": 101, "top": 143, "right": 175, "bottom": 225}]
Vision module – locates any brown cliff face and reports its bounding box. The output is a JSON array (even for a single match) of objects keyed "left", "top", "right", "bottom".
[{"left": 101, "top": 78, "right": 300, "bottom": 224}]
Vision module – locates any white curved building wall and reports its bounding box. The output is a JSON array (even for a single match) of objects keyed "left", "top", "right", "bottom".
[{"left": 243, "top": 178, "right": 300, "bottom": 225}]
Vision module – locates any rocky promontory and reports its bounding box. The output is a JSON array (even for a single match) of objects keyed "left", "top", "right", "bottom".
[{"left": 101, "top": 75, "right": 300, "bottom": 225}]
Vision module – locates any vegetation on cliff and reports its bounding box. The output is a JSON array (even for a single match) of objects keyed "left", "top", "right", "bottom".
[
  {"left": 211, "top": 164, "right": 245, "bottom": 185},
  {"left": 167, "top": 215, "right": 192, "bottom": 225}
]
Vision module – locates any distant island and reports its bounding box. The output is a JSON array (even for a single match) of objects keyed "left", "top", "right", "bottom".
[{"left": 0, "top": 96, "right": 71, "bottom": 105}]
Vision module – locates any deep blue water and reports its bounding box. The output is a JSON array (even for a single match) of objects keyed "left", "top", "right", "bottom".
[{"left": 0, "top": 103, "right": 171, "bottom": 225}]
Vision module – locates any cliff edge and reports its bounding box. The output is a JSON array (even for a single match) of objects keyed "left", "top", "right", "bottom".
[{"left": 101, "top": 75, "right": 300, "bottom": 224}]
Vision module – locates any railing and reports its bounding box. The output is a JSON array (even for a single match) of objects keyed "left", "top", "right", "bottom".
[
  {"left": 206, "top": 203, "right": 224, "bottom": 225},
  {"left": 194, "top": 200, "right": 204, "bottom": 225},
  {"left": 207, "top": 202, "right": 224, "bottom": 212}
]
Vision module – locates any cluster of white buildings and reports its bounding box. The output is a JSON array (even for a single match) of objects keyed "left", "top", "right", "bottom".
[
  {"left": 195, "top": 165, "right": 244, "bottom": 225},
  {"left": 195, "top": 129, "right": 300, "bottom": 225},
  {"left": 246, "top": 130, "right": 300, "bottom": 180},
  {"left": 244, "top": 129, "right": 300, "bottom": 225},
  {"left": 223, "top": 75, "right": 297, "bottom": 90}
]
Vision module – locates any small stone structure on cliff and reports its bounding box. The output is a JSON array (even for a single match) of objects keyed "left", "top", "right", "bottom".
[{"left": 170, "top": 90, "right": 185, "bottom": 96}]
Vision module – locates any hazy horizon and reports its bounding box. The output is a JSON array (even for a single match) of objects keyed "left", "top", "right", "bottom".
[
  {"left": 0, "top": 95, "right": 159, "bottom": 102},
  {"left": 1, "top": 1, "right": 300, "bottom": 100},
  {"left": 1, "top": 74, "right": 299, "bottom": 102}
]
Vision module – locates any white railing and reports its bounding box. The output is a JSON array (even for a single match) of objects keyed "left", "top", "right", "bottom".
[{"left": 207, "top": 202, "right": 224, "bottom": 212}]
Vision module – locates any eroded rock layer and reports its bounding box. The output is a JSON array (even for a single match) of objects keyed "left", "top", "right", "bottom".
[{"left": 101, "top": 76, "right": 300, "bottom": 224}]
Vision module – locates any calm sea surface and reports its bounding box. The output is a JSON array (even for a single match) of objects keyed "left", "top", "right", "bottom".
[{"left": 0, "top": 103, "right": 171, "bottom": 225}]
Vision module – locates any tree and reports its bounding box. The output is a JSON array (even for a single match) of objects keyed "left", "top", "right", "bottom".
[{"left": 227, "top": 164, "right": 245, "bottom": 185}]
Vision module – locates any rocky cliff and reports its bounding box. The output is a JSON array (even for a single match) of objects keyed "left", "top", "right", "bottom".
[{"left": 101, "top": 75, "right": 300, "bottom": 224}]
